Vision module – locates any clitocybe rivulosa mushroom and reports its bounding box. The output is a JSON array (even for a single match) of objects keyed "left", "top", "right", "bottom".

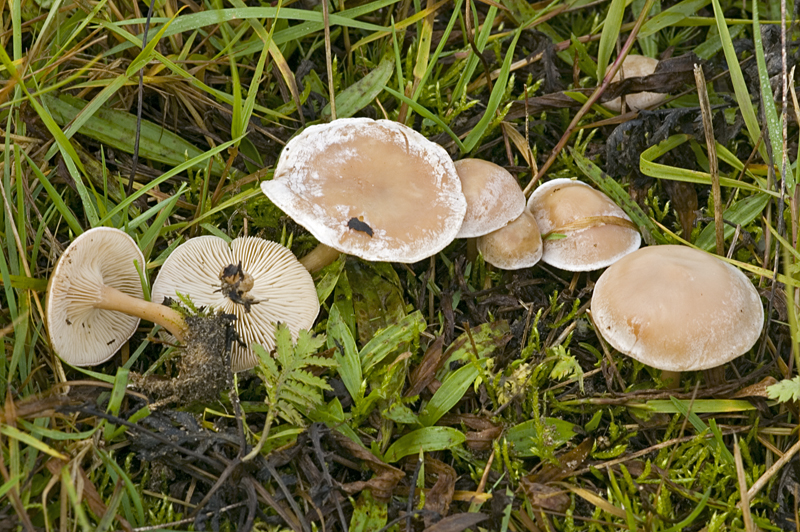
[
  {"left": 590, "top": 245, "right": 764, "bottom": 387},
  {"left": 46, "top": 227, "right": 188, "bottom": 366},
  {"left": 151, "top": 235, "right": 319, "bottom": 372},
  {"left": 261, "top": 118, "right": 467, "bottom": 271}
]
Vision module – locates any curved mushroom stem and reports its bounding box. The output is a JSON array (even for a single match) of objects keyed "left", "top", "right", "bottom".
[
  {"left": 96, "top": 285, "right": 189, "bottom": 342},
  {"left": 661, "top": 370, "right": 681, "bottom": 389},
  {"left": 300, "top": 243, "right": 342, "bottom": 273}
]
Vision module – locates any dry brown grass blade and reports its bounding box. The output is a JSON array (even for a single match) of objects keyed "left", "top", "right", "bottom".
[{"left": 694, "top": 64, "right": 724, "bottom": 256}]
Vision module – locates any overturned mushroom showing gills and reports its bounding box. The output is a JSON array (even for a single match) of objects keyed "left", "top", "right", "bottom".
[
  {"left": 46, "top": 227, "right": 188, "bottom": 366},
  {"left": 528, "top": 178, "right": 641, "bottom": 272},
  {"left": 477, "top": 210, "right": 543, "bottom": 270},
  {"left": 261, "top": 118, "right": 467, "bottom": 271},
  {"left": 591, "top": 245, "right": 763, "bottom": 386},
  {"left": 151, "top": 235, "right": 319, "bottom": 372},
  {"left": 604, "top": 55, "right": 666, "bottom": 112}
]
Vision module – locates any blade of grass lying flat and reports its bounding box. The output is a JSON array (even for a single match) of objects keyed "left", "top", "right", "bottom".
[
  {"left": 571, "top": 148, "right": 666, "bottom": 245},
  {"left": 752, "top": 0, "right": 789, "bottom": 192},
  {"left": 0, "top": 425, "right": 68, "bottom": 460},
  {"left": 710, "top": 0, "right": 766, "bottom": 161},
  {"left": 695, "top": 192, "right": 769, "bottom": 251},
  {"left": 595, "top": 0, "right": 626, "bottom": 81},
  {"left": 351, "top": 0, "right": 450, "bottom": 52},
  {"left": 383, "top": 426, "right": 466, "bottom": 462},
  {"left": 322, "top": 57, "right": 394, "bottom": 119},
  {"left": 462, "top": 27, "right": 522, "bottom": 152},
  {"left": 0, "top": 275, "right": 47, "bottom": 292},
  {"left": 43, "top": 93, "right": 213, "bottom": 174},
  {"left": 505, "top": 418, "right": 578, "bottom": 456},
  {"left": 640, "top": 134, "right": 777, "bottom": 196},
  {"left": 105, "top": 7, "right": 388, "bottom": 54}
]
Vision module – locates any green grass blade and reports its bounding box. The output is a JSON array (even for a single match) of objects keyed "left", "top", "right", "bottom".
[
  {"left": 752, "top": 0, "right": 789, "bottom": 192},
  {"left": 596, "top": 0, "right": 626, "bottom": 81},
  {"left": 710, "top": 0, "right": 765, "bottom": 161},
  {"left": 462, "top": 27, "right": 522, "bottom": 152}
]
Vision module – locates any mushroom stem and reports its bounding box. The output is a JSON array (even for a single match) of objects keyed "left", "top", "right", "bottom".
[
  {"left": 96, "top": 285, "right": 189, "bottom": 342},
  {"left": 466, "top": 238, "right": 479, "bottom": 263},
  {"left": 299, "top": 244, "right": 342, "bottom": 272},
  {"left": 661, "top": 370, "right": 681, "bottom": 389}
]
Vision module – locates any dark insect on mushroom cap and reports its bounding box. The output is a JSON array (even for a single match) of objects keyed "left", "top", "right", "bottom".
[{"left": 347, "top": 216, "right": 374, "bottom": 237}]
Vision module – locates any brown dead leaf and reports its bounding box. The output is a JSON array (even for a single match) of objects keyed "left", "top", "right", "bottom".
[
  {"left": 407, "top": 336, "right": 445, "bottom": 398},
  {"left": 732, "top": 376, "right": 779, "bottom": 398},
  {"left": 331, "top": 431, "right": 404, "bottom": 502},
  {"left": 423, "top": 457, "right": 457, "bottom": 526}
]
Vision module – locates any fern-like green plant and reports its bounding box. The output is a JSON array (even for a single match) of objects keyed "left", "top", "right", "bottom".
[{"left": 243, "top": 324, "right": 336, "bottom": 461}]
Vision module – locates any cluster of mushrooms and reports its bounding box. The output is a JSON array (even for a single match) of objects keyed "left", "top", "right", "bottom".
[{"left": 45, "top": 115, "right": 763, "bottom": 397}]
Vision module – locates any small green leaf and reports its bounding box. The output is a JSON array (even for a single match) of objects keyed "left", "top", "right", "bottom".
[
  {"left": 767, "top": 376, "right": 800, "bottom": 403},
  {"left": 383, "top": 426, "right": 466, "bottom": 462},
  {"left": 323, "top": 57, "right": 394, "bottom": 119},
  {"left": 419, "top": 361, "right": 482, "bottom": 426}
]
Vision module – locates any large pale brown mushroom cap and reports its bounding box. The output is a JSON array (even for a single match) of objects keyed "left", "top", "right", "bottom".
[
  {"left": 528, "top": 178, "right": 640, "bottom": 271},
  {"left": 604, "top": 55, "right": 666, "bottom": 112},
  {"left": 591, "top": 245, "right": 764, "bottom": 372},
  {"left": 454, "top": 159, "right": 525, "bottom": 238},
  {"left": 151, "top": 236, "right": 319, "bottom": 372},
  {"left": 477, "top": 210, "right": 543, "bottom": 270},
  {"left": 261, "top": 118, "right": 466, "bottom": 263},
  {"left": 46, "top": 227, "right": 145, "bottom": 366}
]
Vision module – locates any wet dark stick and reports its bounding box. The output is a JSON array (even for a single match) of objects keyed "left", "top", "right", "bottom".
[{"left": 127, "top": 0, "right": 157, "bottom": 194}]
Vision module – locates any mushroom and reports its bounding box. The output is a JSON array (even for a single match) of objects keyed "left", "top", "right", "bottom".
[
  {"left": 46, "top": 227, "right": 188, "bottom": 366},
  {"left": 590, "top": 245, "right": 764, "bottom": 387},
  {"left": 261, "top": 118, "right": 467, "bottom": 272},
  {"left": 476, "top": 210, "right": 543, "bottom": 270},
  {"left": 151, "top": 235, "right": 319, "bottom": 372},
  {"left": 604, "top": 55, "right": 666, "bottom": 112},
  {"left": 453, "top": 158, "right": 526, "bottom": 262},
  {"left": 528, "top": 178, "right": 640, "bottom": 272},
  {"left": 454, "top": 159, "right": 526, "bottom": 238}
]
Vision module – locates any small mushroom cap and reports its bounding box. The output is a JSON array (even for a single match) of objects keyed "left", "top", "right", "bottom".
[
  {"left": 46, "top": 227, "right": 145, "bottom": 366},
  {"left": 454, "top": 159, "right": 526, "bottom": 238},
  {"left": 604, "top": 55, "right": 666, "bottom": 112},
  {"left": 591, "top": 245, "right": 764, "bottom": 372},
  {"left": 477, "top": 210, "right": 543, "bottom": 270},
  {"left": 261, "top": 118, "right": 466, "bottom": 263},
  {"left": 528, "top": 178, "right": 640, "bottom": 271},
  {"left": 151, "top": 236, "right": 319, "bottom": 372}
]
